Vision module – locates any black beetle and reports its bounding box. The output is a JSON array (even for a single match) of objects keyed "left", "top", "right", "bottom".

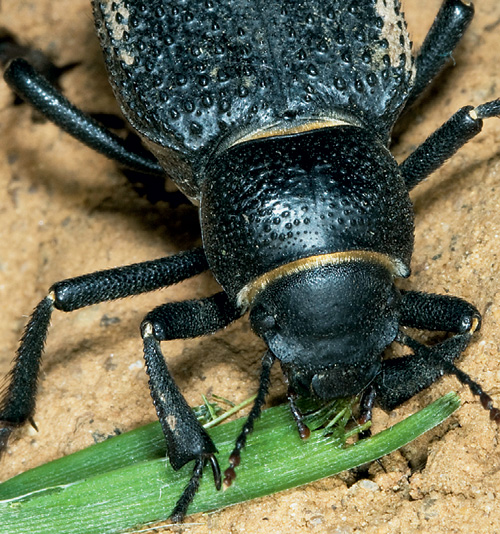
[{"left": 1, "top": 0, "right": 499, "bottom": 522}]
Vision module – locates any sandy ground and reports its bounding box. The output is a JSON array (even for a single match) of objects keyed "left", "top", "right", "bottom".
[{"left": 0, "top": 1, "right": 500, "bottom": 533}]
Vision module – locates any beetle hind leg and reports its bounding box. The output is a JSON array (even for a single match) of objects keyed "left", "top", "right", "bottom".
[
  {"left": 3, "top": 58, "right": 163, "bottom": 176},
  {"left": 404, "top": 0, "right": 475, "bottom": 110}
]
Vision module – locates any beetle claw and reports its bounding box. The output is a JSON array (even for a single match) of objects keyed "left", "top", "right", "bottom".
[
  {"left": 208, "top": 453, "right": 222, "bottom": 490},
  {"left": 0, "top": 423, "right": 14, "bottom": 457}
]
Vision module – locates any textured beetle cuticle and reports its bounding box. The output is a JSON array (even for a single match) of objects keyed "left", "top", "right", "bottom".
[
  {"left": 166, "top": 415, "right": 177, "bottom": 431},
  {"left": 374, "top": 0, "right": 415, "bottom": 74},
  {"left": 237, "top": 250, "right": 400, "bottom": 308}
]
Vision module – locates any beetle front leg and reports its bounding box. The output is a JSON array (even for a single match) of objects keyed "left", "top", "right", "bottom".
[
  {"left": 375, "top": 332, "right": 472, "bottom": 411},
  {"left": 0, "top": 248, "right": 208, "bottom": 455},
  {"left": 399, "top": 290, "right": 481, "bottom": 334},
  {"left": 140, "top": 292, "right": 241, "bottom": 521},
  {"left": 375, "top": 290, "right": 479, "bottom": 410},
  {"left": 374, "top": 291, "right": 500, "bottom": 423}
]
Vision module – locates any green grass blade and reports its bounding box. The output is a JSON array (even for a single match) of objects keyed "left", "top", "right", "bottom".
[{"left": 0, "top": 392, "right": 460, "bottom": 534}]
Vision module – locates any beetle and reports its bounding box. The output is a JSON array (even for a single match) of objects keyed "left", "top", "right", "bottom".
[{"left": 1, "top": 0, "right": 499, "bottom": 522}]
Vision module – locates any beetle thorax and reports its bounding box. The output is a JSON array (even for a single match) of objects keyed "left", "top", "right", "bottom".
[{"left": 200, "top": 125, "right": 413, "bottom": 304}]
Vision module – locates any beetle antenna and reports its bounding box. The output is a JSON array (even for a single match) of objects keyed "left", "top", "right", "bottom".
[
  {"left": 223, "top": 350, "right": 275, "bottom": 487},
  {"left": 445, "top": 362, "right": 500, "bottom": 424}
]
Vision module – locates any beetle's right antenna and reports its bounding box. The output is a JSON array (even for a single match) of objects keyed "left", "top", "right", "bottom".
[
  {"left": 223, "top": 350, "right": 275, "bottom": 487},
  {"left": 3, "top": 58, "right": 164, "bottom": 176},
  {"left": 445, "top": 362, "right": 500, "bottom": 423}
]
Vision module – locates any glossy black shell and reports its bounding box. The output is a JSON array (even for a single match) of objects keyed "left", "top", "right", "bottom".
[
  {"left": 201, "top": 127, "right": 413, "bottom": 299},
  {"left": 93, "top": 0, "right": 415, "bottom": 200}
]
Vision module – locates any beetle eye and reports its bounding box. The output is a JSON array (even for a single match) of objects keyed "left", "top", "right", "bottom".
[
  {"left": 250, "top": 305, "right": 276, "bottom": 336},
  {"left": 260, "top": 315, "right": 276, "bottom": 330},
  {"left": 386, "top": 288, "right": 400, "bottom": 309}
]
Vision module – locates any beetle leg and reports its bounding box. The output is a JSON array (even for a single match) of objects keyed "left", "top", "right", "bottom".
[
  {"left": 379, "top": 289, "right": 480, "bottom": 408},
  {"left": 3, "top": 58, "right": 163, "bottom": 176},
  {"left": 374, "top": 291, "right": 500, "bottom": 423},
  {"left": 404, "top": 0, "right": 474, "bottom": 110},
  {"left": 0, "top": 248, "right": 208, "bottom": 455},
  {"left": 375, "top": 332, "right": 472, "bottom": 411},
  {"left": 400, "top": 99, "right": 500, "bottom": 190},
  {"left": 0, "top": 29, "right": 69, "bottom": 91},
  {"left": 169, "top": 458, "right": 212, "bottom": 523},
  {"left": 140, "top": 292, "right": 241, "bottom": 520},
  {"left": 399, "top": 290, "right": 481, "bottom": 334},
  {"left": 223, "top": 350, "right": 275, "bottom": 488}
]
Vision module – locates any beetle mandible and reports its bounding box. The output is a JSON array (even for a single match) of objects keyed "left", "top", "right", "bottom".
[{"left": 1, "top": 0, "right": 500, "bottom": 521}]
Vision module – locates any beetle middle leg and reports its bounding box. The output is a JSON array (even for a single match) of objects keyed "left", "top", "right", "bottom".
[
  {"left": 401, "top": 99, "right": 500, "bottom": 190},
  {"left": 0, "top": 248, "right": 209, "bottom": 453}
]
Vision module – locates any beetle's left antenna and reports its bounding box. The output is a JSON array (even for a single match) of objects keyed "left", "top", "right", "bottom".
[
  {"left": 3, "top": 58, "right": 164, "bottom": 176},
  {"left": 223, "top": 350, "right": 275, "bottom": 487}
]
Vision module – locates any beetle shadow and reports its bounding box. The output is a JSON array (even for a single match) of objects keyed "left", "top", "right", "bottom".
[
  {"left": 410, "top": 153, "right": 500, "bottom": 215},
  {"left": 2, "top": 24, "right": 202, "bottom": 253},
  {"left": 11, "top": 138, "right": 202, "bottom": 253},
  {"left": 40, "top": 310, "right": 268, "bottom": 410}
]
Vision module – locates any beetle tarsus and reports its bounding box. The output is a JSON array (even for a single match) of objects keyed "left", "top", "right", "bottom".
[
  {"left": 170, "top": 453, "right": 221, "bottom": 522},
  {"left": 446, "top": 364, "right": 500, "bottom": 424},
  {"left": 170, "top": 458, "right": 205, "bottom": 523},
  {"left": 474, "top": 98, "right": 500, "bottom": 119}
]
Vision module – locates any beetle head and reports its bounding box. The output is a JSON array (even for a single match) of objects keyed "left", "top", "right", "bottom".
[{"left": 249, "top": 260, "right": 400, "bottom": 399}]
